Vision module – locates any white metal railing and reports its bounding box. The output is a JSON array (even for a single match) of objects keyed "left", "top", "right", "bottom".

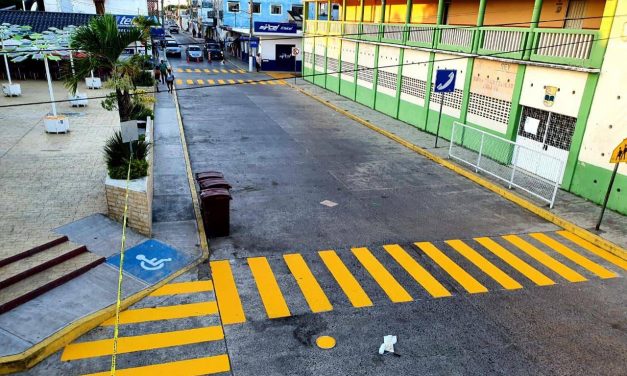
[
  {"left": 316, "top": 20, "right": 329, "bottom": 35},
  {"left": 439, "top": 27, "right": 473, "bottom": 49},
  {"left": 344, "top": 22, "right": 360, "bottom": 38},
  {"left": 329, "top": 21, "right": 342, "bottom": 35},
  {"left": 535, "top": 30, "right": 595, "bottom": 60},
  {"left": 361, "top": 23, "right": 380, "bottom": 39},
  {"left": 482, "top": 29, "right": 526, "bottom": 52},
  {"left": 383, "top": 24, "right": 404, "bottom": 40},
  {"left": 449, "top": 122, "right": 565, "bottom": 208},
  {"left": 305, "top": 20, "right": 315, "bottom": 34},
  {"left": 407, "top": 25, "right": 436, "bottom": 45}
]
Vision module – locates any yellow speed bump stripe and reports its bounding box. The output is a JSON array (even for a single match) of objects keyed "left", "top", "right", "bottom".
[
  {"left": 383, "top": 244, "right": 451, "bottom": 298},
  {"left": 218, "top": 79, "right": 226, "bottom": 85},
  {"left": 238, "top": 69, "right": 246, "bottom": 73},
  {"left": 446, "top": 240, "right": 523, "bottom": 290},
  {"left": 248, "top": 257, "right": 291, "bottom": 319},
  {"left": 229, "top": 69, "right": 238, "bottom": 73},
  {"left": 228, "top": 79, "right": 236, "bottom": 84},
  {"left": 185, "top": 68, "right": 192, "bottom": 72},
  {"left": 415, "top": 242, "right": 488, "bottom": 294},
  {"left": 212, "top": 69, "right": 220, "bottom": 73},
  {"left": 61, "top": 326, "right": 223, "bottom": 360},
  {"left": 503, "top": 235, "right": 587, "bottom": 283},
  {"left": 176, "top": 68, "right": 183, "bottom": 72},
  {"left": 557, "top": 231, "right": 627, "bottom": 270},
  {"left": 220, "top": 69, "right": 228, "bottom": 73},
  {"left": 237, "top": 79, "right": 245, "bottom": 84},
  {"left": 175, "top": 79, "right": 183, "bottom": 85},
  {"left": 210, "top": 260, "right": 246, "bottom": 324},
  {"left": 101, "top": 302, "right": 218, "bottom": 325},
  {"left": 149, "top": 281, "right": 214, "bottom": 296},
  {"left": 194, "top": 68, "right": 201, "bottom": 72},
  {"left": 284, "top": 253, "right": 333, "bottom": 313},
  {"left": 352, "top": 247, "right": 412, "bottom": 303},
  {"left": 83, "top": 354, "right": 230, "bottom": 376},
  {"left": 475, "top": 237, "right": 555, "bottom": 286},
  {"left": 530, "top": 233, "right": 617, "bottom": 279},
  {"left": 268, "top": 80, "right": 276, "bottom": 85},
  {"left": 203, "top": 68, "right": 211, "bottom": 73},
  {"left": 208, "top": 79, "right": 215, "bottom": 85},
  {"left": 186, "top": 79, "right": 194, "bottom": 85},
  {"left": 319, "top": 250, "right": 373, "bottom": 308},
  {"left": 197, "top": 79, "right": 204, "bottom": 85}
]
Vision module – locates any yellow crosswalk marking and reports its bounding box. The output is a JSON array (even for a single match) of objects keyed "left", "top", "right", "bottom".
[
  {"left": 203, "top": 68, "right": 211, "bottom": 73},
  {"left": 211, "top": 260, "right": 246, "bottom": 324},
  {"left": 175, "top": 79, "right": 183, "bottom": 85},
  {"left": 238, "top": 69, "right": 246, "bottom": 73},
  {"left": 194, "top": 68, "right": 201, "bottom": 72},
  {"left": 176, "top": 68, "right": 183, "bottom": 73},
  {"left": 248, "top": 257, "right": 291, "bottom": 319},
  {"left": 446, "top": 240, "right": 523, "bottom": 290},
  {"left": 383, "top": 244, "right": 451, "bottom": 298},
  {"left": 197, "top": 79, "right": 204, "bottom": 84},
  {"left": 220, "top": 69, "right": 228, "bottom": 73},
  {"left": 228, "top": 79, "right": 236, "bottom": 84},
  {"left": 268, "top": 80, "right": 276, "bottom": 85},
  {"left": 475, "top": 237, "right": 555, "bottom": 286},
  {"left": 248, "top": 79, "right": 257, "bottom": 85},
  {"left": 352, "top": 247, "right": 413, "bottom": 303},
  {"left": 503, "top": 235, "right": 587, "bottom": 283},
  {"left": 185, "top": 68, "right": 192, "bottom": 73},
  {"left": 284, "top": 254, "right": 333, "bottom": 313},
  {"left": 208, "top": 79, "right": 216, "bottom": 85},
  {"left": 556, "top": 231, "right": 627, "bottom": 270},
  {"left": 229, "top": 69, "right": 238, "bottom": 73},
  {"left": 83, "top": 354, "right": 230, "bottom": 376},
  {"left": 237, "top": 79, "right": 245, "bottom": 84},
  {"left": 101, "top": 302, "right": 218, "bottom": 325},
  {"left": 213, "top": 69, "right": 220, "bottom": 73},
  {"left": 415, "top": 242, "right": 488, "bottom": 294},
  {"left": 218, "top": 79, "right": 226, "bottom": 84},
  {"left": 186, "top": 79, "right": 194, "bottom": 85},
  {"left": 319, "top": 250, "right": 373, "bottom": 308},
  {"left": 150, "top": 281, "right": 214, "bottom": 296},
  {"left": 61, "top": 326, "right": 223, "bottom": 360},
  {"left": 279, "top": 80, "right": 287, "bottom": 85},
  {"left": 530, "top": 233, "right": 617, "bottom": 279}
]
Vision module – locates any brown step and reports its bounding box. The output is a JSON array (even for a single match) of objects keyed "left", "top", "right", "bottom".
[
  {"left": 0, "top": 252, "right": 105, "bottom": 314},
  {"left": 0, "top": 236, "right": 69, "bottom": 268},
  {"left": 0, "top": 242, "right": 87, "bottom": 289}
]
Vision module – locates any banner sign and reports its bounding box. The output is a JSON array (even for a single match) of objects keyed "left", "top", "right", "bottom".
[
  {"left": 254, "top": 22, "right": 297, "bottom": 34},
  {"left": 116, "top": 15, "right": 160, "bottom": 28}
]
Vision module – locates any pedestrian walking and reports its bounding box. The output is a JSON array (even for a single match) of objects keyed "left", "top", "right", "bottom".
[
  {"left": 255, "top": 52, "right": 262, "bottom": 72},
  {"left": 165, "top": 69, "right": 175, "bottom": 93},
  {"left": 159, "top": 60, "right": 167, "bottom": 84},
  {"left": 153, "top": 67, "right": 161, "bottom": 92}
]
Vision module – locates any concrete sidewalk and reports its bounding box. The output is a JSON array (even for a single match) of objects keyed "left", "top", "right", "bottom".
[{"left": 288, "top": 78, "right": 627, "bottom": 250}]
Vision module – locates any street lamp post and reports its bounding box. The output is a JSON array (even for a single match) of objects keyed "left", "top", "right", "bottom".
[{"left": 248, "top": 0, "right": 253, "bottom": 72}]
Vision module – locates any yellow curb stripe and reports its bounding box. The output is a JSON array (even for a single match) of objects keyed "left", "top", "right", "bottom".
[
  {"left": 284, "top": 82, "right": 626, "bottom": 262},
  {"left": 83, "top": 354, "right": 230, "bottom": 376},
  {"left": 283, "top": 254, "right": 333, "bottom": 313},
  {"left": 101, "top": 302, "right": 218, "bottom": 326},
  {"left": 319, "top": 250, "right": 373, "bottom": 308},
  {"left": 149, "top": 281, "right": 214, "bottom": 296},
  {"left": 352, "top": 247, "right": 413, "bottom": 303},
  {"left": 475, "top": 237, "right": 555, "bottom": 286},
  {"left": 61, "top": 326, "right": 223, "bottom": 361},
  {"left": 446, "top": 240, "right": 523, "bottom": 290},
  {"left": 557, "top": 231, "right": 627, "bottom": 270},
  {"left": 503, "top": 235, "right": 587, "bottom": 283},
  {"left": 210, "top": 260, "right": 246, "bottom": 325},
  {"left": 175, "top": 79, "right": 182, "bottom": 85},
  {"left": 530, "top": 233, "right": 617, "bottom": 279},
  {"left": 383, "top": 244, "right": 451, "bottom": 298},
  {"left": 248, "top": 257, "right": 291, "bottom": 319},
  {"left": 415, "top": 242, "right": 488, "bottom": 294}
]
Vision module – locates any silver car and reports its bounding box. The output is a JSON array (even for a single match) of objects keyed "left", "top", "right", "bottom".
[{"left": 186, "top": 45, "right": 203, "bottom": 62}]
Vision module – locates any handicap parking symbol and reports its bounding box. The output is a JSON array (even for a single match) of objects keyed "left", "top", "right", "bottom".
[{"left": 107, "top": 239, "right": 194, "bottom": 284}]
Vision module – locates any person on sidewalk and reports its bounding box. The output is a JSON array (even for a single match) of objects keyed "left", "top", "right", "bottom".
[
  {"left": 255, "top": 53, "right": 262, "bottom": 72},
  {"left": 165, "top": 69, "right": 175, "bottom": 93},
  {"left": 153, "top": 67, "right": 161, "bottom": 92},
  {"left": 159, "top": 60, "right": 167, "bottom": 84}
]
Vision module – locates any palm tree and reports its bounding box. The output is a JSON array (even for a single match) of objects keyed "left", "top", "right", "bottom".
[
  {"left": 65, "top": 14, "right": 142, "bottom": 122},
  {"left": 133, "top": 15, "right": 159, "bottom": 57}
]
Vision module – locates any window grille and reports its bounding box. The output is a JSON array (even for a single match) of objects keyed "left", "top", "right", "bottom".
[
  {"left": 357, "top": 65, "right": 374, "bottom": 84},
  {"left": 468, "top": 92, "right": 511, "bottom": 126},
  {"left": 430, "top": 83, "right": 463, "bottom": 109},
  {"left": 400, "top": 76, "right": 426, "bottom": 99},
  {"left": 327, "top": 58, "right": 339, "bottom": 74},
  {"left": 377, "top": 70, "right": 397, "bottom": 91}
]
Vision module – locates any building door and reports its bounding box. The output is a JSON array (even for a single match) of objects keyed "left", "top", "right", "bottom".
[
  {"left": 565, "top": 0, "right": 586, "bottom": 29},
  {"left": 514, "top": 106, "right": 576, "bottom": 183},
  {"left": 275, "top": 44, "right": 295, "bottom": 71}
]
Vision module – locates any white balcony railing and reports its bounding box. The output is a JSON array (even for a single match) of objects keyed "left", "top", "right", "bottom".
[
  {"left": 439, "top": 27, "right": 474, "bottom": 50},
  {"left": 535, "top": 30, "right": 595, "bottom": 60},
  {"left": 361, "top": 23, "right": 380, "bottom": 39},
  {"left": 407, "top": 25, "right": 436, "bottom": 45},
  {"left": 344, "top": 22, "right": 360, "bottom": 38},
  {"left": 383, "top": 24, "right": 404, "bottom": 40},
  {"left": 482, "top": 29, "right": 526, "bottom": 53}
]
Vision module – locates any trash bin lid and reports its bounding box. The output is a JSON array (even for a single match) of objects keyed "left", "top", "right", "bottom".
[{"left": 200, "top": 188, "right": 231, "bottom": 199}]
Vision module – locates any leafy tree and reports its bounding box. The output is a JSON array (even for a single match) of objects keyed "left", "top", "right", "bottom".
[{"left": 132, "top": 15, "right": 158, "bottom": 57}]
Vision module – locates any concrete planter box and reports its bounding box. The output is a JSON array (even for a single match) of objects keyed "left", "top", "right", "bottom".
[
  {"left": 68, "top": 92, "right": 88, "bottom": 107},
  {"left": 2, "top": 83, "right": 21, "bottom": 96},
  {"left": 85, "top": 77, "right": 102, "bottom": 89},
  {"left": 44, "top": 115, "right": 70, "bottom": 133}
]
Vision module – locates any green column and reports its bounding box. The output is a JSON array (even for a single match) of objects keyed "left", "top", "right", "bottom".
[
  {"left": 523, "top": 0, "right": 543, "bottom": 60},
  {"left": 472, "top": 0, "right": 487, "bottom": 53},
  {"left": 381, "top": 0, "right": 387, "bottom": 23},
  {"left": 342, "top": 0, "right": 346, "bottom": 21},
  {"left": 328, "top": 0, "right": 332, "bottom": 20},
  {"left": 405, "top": 0, "right": 412, "bottom": 24},
  {"left": 436, "top": 0, "right": 445, "bottom": 24},
  {"left": 359, "top": 0, "right": 365, "bottom": 22}
]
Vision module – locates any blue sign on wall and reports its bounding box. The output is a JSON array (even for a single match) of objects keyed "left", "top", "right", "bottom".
[
  {"left": 254, "top": 22, "right": 297, "bottom": 34},
  {"left": 106, "top": 239, "right": 194, "bottom": 284},
  {"left": 434, "top": 69, "right": 457, "bottom": 93},
  {"left": 116, "top": 15, "right": 160, "bottom": 28}
]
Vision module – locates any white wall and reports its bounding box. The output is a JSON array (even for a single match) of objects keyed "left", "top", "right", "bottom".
[
  {"left": 259, "top": 37, "right": 302, "bottom": 61},
  {"left": 43, "top": 0, "right": 148, "bottom": 15}
]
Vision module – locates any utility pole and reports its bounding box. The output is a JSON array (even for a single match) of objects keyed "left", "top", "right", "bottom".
[{"left": 248, "top": 0, "right": 254, "bottom": 72}]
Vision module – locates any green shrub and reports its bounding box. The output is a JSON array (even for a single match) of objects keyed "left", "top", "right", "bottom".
[
  {"left": 108, "top": 158, "right": 149, "bottom": 180},
  {"left": 104, "top": 130, "right": 151, "bottom": 179},
  {"left": 133, "top": 70, "right": 155, "bottom": 87},
  {"left": 130, "top": 104, "right": 154, "bottom": 121}
]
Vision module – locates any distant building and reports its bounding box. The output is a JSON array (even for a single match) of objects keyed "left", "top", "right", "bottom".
[{"left": 23, "top": 0, "right": 149, "bottom": 16}]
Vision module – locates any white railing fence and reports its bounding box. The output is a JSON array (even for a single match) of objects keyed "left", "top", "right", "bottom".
[{"left": 448, "top": 122, "right": 565, "bottom": 208}]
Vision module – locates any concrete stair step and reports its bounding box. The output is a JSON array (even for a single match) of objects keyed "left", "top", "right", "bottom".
[
  {"left": 0, "top": 236, "right": 68, "bottom": 268},
  {"left": 0, "top": 242, "right": 85, "bottom": 289},
  {"left": 0, "top": 252, "right": 105, "bottom": 314}
]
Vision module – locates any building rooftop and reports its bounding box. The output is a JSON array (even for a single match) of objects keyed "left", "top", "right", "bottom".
[{"left": 0, "top": 10, "right": 95, "bottom": 33}]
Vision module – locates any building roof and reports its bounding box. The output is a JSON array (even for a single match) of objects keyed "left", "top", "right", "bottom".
[{"left": 0, "top": 10, "right": 96, "bottom": 33}]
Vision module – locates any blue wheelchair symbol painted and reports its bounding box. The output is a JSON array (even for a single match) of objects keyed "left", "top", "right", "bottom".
[
  {"left": 434, "top": 69, "right": 457, "bottom": 93},
  {"left": 136, "top": 254, "right": 172, "bottom": 271}
]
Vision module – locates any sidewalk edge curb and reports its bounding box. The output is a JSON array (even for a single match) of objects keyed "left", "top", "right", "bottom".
[{"left": 287, "top": 81, "right": 627, "bottom": 261}]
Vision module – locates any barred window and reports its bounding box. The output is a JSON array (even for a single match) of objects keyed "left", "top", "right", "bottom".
[
  {"left": 314, "top": 54, "right": 325, "bottom": 68},
  {"left": 303, "top": 52, "right": 314, "bottom": 65},
  {"left": 357, "top": 65, "right": 374, "bottom": 84},
  {"left": 377, "top": 70, "right": 397, "bottom": 91},
  {"left": 400, "top": 76, "right": 426, "bottom": 99},
  {"left": 430, "top": 83, "right": 463, "bottom": 110},
  {"left": 468, "top": 92, "right": 511, "bottom": 126},
  {"left": 327, "top": 58, "right": 339, "bottom": 74}
]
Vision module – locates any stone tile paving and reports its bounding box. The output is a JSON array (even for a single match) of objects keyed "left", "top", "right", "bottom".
[{"left": 0, "top": 80, "right": 118, "bottom": 259}]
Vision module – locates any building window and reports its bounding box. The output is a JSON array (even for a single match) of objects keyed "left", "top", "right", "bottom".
[
  {"left": 291, "top": 5, "right": 303, "bottom": 16},
  {"left": 271, "top": 4, "right": 282, "bottom": 15},
  {"left": 252, "top": 2, "right": 261, "bottom": 14},
  {"left": 227, "top": 1, "right": 239, "bottom": 12}
]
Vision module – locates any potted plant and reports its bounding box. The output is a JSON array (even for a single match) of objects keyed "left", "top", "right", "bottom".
[
  {"left": 0, "top": 23, "right": 31, "bottom": 97},
  {"left": 104, "top": 130, "right": 150, "bottom": 180}
]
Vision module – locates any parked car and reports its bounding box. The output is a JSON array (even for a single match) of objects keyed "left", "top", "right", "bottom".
[
  {"left": 186, "top": 45, "right": 203, "bottom": 62},
  {"left": 205, "top": 42, "right": 223, "bottom": 61},
  {"left": 165, "top": 39, "right": 181, "bottom": 57},
  {"left": 169, "top": 25, "right": 179, "bottom": 34}
]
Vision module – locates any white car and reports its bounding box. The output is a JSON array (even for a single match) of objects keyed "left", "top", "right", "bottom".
[
  {"left": 165, "top": 39, "right": 181, "bottom": 57},
  {"left": 186, "top": 45, "right": 203, "bottom": 62}
]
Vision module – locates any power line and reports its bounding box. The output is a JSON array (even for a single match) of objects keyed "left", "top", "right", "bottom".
[{"left": 0, "top": 34, "right": 616, "bottom": 109}]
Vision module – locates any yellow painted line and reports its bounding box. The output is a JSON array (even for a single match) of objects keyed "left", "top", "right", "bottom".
[
  {"left": 259, "top": 81, "right": 267, "bottom": 85},
  {"left": 352, "top": 247, "right": 413, "bottom": 303},
  {"left": 238, "top": 69, "right": 246, "bottom": 73},
  {"left": 149, "top": 281, "right": 214, "bottom": 296},
  {"left": 237, "top": 79, "right": 245, "bottom": 84},
  {"left": 175, "top": 79, "right": 183, "bottom": 85},
  {"left": 218, "top": 79, "right": 226, "bottom": 85},
  {"left": 268, "top": 80, "right": 276, "bottom": 85},
  {"left": 197, "top": 79, "right": 204, "bottom": 85},
  {"left": 185, "top": 68, "right": 192, "bottom": 73},
  {"left": 101, "top": 302, "right": 217, "bottom": 326},
  {"left": 203, "top": 68, "right": 211, "bottom": 73},
  {"left": 248, "top": 257, "right": 291, "bottom": 319},
  {"left": 319, "top": 250, "right": 373, "bottom": 308},
  {"left": 220, "top": 69, "right": 228, "bottom": 73},
  {"left": 212, "top": 69, "right": 220, "bottom": 73},
  {"left": 530, "top": 233, "right": 617, "bottom": 279},
  {"left": 83, "top": 354, "right": 230, "bottom": 376},
  {"left": 557, "top": 231, "right": 627, "bottom": 270},
  {"left": 210, "top": 260, "right": 246, "bottom": 324},
  {"left": 228, "top": 79, "right": 236, "bottom": 84},
  {"left": 415, "top": 242, "right": 488, "bottom": 294},
  {"left": 229, "top": 69, "right": 238, "bottom": 73},
  {"left": 248, "top": 80, "right": 257, "bottom": 85},
  {"left": 383, "top": 244, "right": 451, "bottom": 298},
  {"left": 283, "top": 253, "right": 333, "bottom": 313},
  {"left": 194, "top": 68, "right": 201, "bottom": 73},
  {"left": 446, "top": 240, "right": 523, "bottom": 290},
  {"left": 475, "top": 237, "right": 555, "bottom": 286},
  {"left": 208, "top": 79, "right": 215, "bottom": 85},
  {"left": 503, "top": 235, "right": 587, "bottom": 283},
  {"left": 279, "top": 80, "right": 287, "bottom": 85},
  {"left": 186, "top": 79, "right": 194, "bottom": 85},
  {"left": 61, "top": 326, "right": 223, "bottom": 360},
  {"left": 176, "top": 68, "right": 183, "bottom": 73}
]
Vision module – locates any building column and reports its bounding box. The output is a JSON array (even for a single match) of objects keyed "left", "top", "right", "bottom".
[
  {"left": 523, "top": 0, "right": 543, "bottom": 60},
  {"left": 359, "top": 0, "right": 365, "bottom": 23},
  {"left": 591, "top": 0, "right": 618, "bottom": 66},
  {"left": 436, "top": 0, "right": 445, "bottom": 25},
  {"left": 404, "top": 0, "right": 412, "bottom": 25},
  {"left": 381, "top": 0, "right": 386, "bottom": 23}
]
